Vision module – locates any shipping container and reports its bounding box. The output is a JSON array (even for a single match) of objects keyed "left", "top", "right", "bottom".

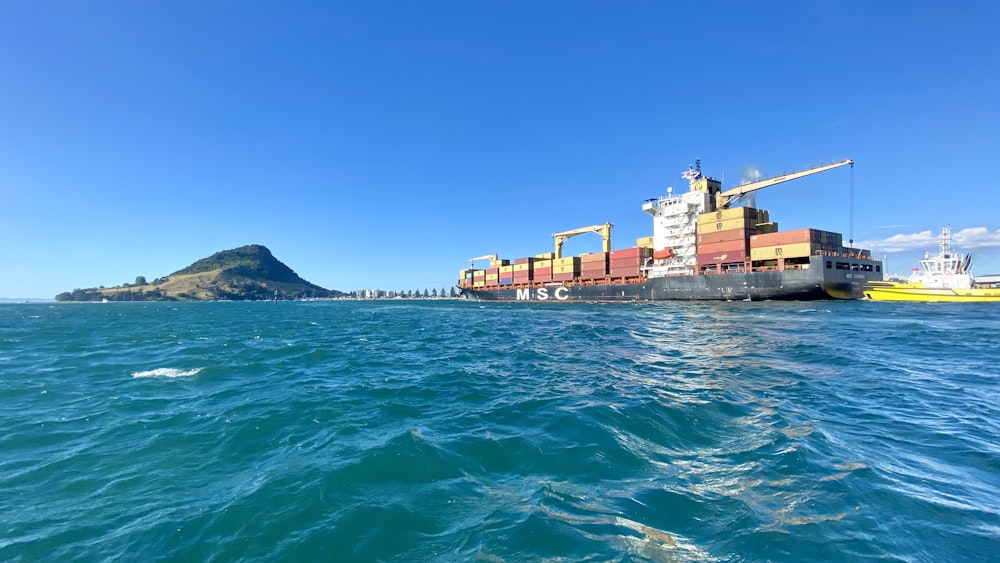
[
  {"left": 489, "top": 259, "right": 510, "bottom": 268},
  {"left": 580, "top": 252, "right": 608, "bottom": 263},
  {"left": 610, "top": 266, "right": 642, "bottom": 278},
  {"left": 532, "top": 268, "right": 553, "bottom": 282},
  {"left": 750, "top": 242, "right": 824, "bottom": 261},
  {"left": 696, "top": 249, "right": 749, "bottom": 264},
  {"left": 756, "top": 222, "right": 779, "bottom": 234},
  {"left": 696, "top": 206, "right": 769, "bottom": 225},
  {"left": 513, "top": 262, "right": 533, "bottom": 273},
  {"left": 697, "top": 228, "right": 755, "bottom": 245},
  {"left": 609, "top": 247, "right": 643, "bottom": 259},
  {"left": 499, "top": 265, "right": 514, "bottom": 275},
  {"left": 636, "top": 236, "right": 654, "bottom": 248},
  {"left": 553, "top": 265, "right": 578, "bottom": 275},
  {"left": 750, "top": 228, "right": 842, "bottom": 248},
  {"left": 499, "top": 278, "right": 514, "bottom": 286},
  {"left": 534, "top": 259, "right": 553, "bottom": 269},
  {"left": 552, "top": 272, "right": 575, "bottom": 282},
  {"left": 534, "top": 252, "right": 556, "bottom": 260},
  {"left": 610, "top": 257, "right": 644, "bottom": 269},
  {"left": 696, "top": 239, "right": 749, "bottom": 256},
  {"left": 514, "top": 257, "right": 535, "bottom": 265},
  {"left": 553, "top": 257, "right": 580, "bottom": 272},
  {"left": 696, "top": 216, "right": 760, "bottom": 235}
]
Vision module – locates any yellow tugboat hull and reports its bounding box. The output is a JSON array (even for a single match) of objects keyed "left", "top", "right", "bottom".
[{"left": 864, "top": 282, "right": 1000, "bottom": 302}]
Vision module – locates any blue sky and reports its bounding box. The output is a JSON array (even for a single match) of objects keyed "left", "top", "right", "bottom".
[{"left": 2, "top": 1, "right": 999, "bottom": 298}]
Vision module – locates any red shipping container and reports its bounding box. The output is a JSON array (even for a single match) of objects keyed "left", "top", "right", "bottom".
[
  {"left": 514, "top": 257, "right": 535, "bottom": 265},
  {"left": 552, "top": 272, "right": 575, "bottom": 282},
  {"left": 697, "top": 239, "right": 748, "bottom": 255},
  {"left": 698, "top": 228, "right": 754, "bottom": 245},
  {"left": 610, "top": 267, "right": 642, "bottom": 278},
  {"left": 697, "top": 249, "right": 749, "bottom": 264},
  {"left": 750, "top": 228, "right": 842, "bottom": 248},
  {"left": 610, "top": 256, "right": 643, "bottom": 268},
  {"left": 579, "top": 252, "right": 608, "bottom": 264},
  {"left": 609, "top": 247, "right": 642, "bottom": 260}
]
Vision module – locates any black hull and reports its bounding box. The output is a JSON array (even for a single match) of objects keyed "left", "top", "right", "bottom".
[{"left": 460, "top": 256, "right": 882, "bottom": 302}]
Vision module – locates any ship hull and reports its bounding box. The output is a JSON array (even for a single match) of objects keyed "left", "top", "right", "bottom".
[
  {"left": 460, "top": 256, "right": 881, "bottom": 302},
  {"left": 863, "top": 282, "right": 1000, "bottom": 302}
]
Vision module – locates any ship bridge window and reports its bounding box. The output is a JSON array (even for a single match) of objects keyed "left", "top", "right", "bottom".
[
  {"left": 876, "top": 265, "right": 881, "bottom": 273},
  {"left": 826, "top": 261, "right": 832, "bottom": 269},
  {"left": 863, "top": 264, "right": 873, "bottom": 272},
  {"left": 835, "top": 262, "right": 850, "bottom": 270}
]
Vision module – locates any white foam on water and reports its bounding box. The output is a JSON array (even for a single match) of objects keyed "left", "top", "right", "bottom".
[{"left": 131, "top": 367, "right": 202, "bottom": 379}]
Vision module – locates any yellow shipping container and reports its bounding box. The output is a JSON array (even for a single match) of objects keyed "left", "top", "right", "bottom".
[
  {"left": 697, "top": 207, "right": 769, "bottom": 225},
  {"left": 696, "top": 217, "right": 759, "bottom": 234},
  {"left": 486, "top": 273, "right": 499, "bottom": 281},
  {"left": 750, "top": 242, "right": 823, "bottom": 261},
  {"left": 499, "top": 265, "right": 514, "bottom": 275},
  {"left": 636, "top": 236, "right": 654, "bottom": 248},
  {"left": 535, "top": 252, "right": 556, "bottom": 260},
  {"left": 553, "top": 263, "right": 578, "bottom": 275},
  {"left": 553, "top": 257, "right": 579, "bottom": 267},
  {"left": 534, "top": 259, "right": 553, "bottom": 268},
  {"left": 473, "top": 280, "right": 485, "bottom": 288},
  {"left": 513, "top": 263, "right": 532, "bottom": 272}
]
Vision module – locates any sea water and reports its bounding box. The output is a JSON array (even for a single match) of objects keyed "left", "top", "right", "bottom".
[{"left": 1, "top": 300, "right": 998, "bottom": 561}]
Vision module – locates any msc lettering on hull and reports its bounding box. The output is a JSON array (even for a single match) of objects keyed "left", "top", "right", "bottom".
[{"left": 516, "top": 286, "right": 570, "bottom": 301}]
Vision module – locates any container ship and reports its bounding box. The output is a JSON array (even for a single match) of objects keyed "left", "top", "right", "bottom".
[{"left": 458, "top": 159, "right": 884, "bottom": 302}]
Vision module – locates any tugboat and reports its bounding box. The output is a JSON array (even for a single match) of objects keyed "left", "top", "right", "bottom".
[{"left": 863, "top": 226, "right": 1000, "bottom": 302}]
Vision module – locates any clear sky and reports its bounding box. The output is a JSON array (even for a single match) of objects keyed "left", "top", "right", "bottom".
[{"left": 2, "top": 1, "right": 999, "bottom": 298}]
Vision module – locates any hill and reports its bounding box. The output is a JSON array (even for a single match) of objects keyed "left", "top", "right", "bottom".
[{"left": 55, "top": 245, "right": 345, "bottom": 301}]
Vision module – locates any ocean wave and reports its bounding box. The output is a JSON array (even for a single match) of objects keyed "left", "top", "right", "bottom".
[{"left": 131, "top": 367, "right": 202, "bottom": 379}]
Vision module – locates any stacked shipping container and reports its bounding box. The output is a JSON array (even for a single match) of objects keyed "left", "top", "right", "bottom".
[
  {"left": 579, "top": 252, "right": 609, "bottom": 281},
  {"left": 513, "top": 257, "right": 534, "bottom": 284},
  {"left": 552, "top": 257, "right": 579, "bottom": 282},
  {"left": 458, "top": 220, "right": 855, "bottom": 289},
  {"left": 609, "top": 247, "right": 652, "bottom": 279},
  {"left": 749, "top": 228, "right": 842, "bottom": 261},
  {"left": 695, "top": 207, "right": 771, "bottom": 270}
]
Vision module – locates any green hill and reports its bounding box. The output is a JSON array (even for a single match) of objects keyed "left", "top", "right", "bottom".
[{"left": 56, "top": 245, "right": 345, "bottom": 301}]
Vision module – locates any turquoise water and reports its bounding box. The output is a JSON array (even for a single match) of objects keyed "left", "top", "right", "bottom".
[{"left": 2, "top": 300, "right": 998, "bottom": 561}]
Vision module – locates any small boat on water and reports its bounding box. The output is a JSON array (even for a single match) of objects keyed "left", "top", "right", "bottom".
[{"left": 863, "top": 226, "right": 1000, "bottom": 302}]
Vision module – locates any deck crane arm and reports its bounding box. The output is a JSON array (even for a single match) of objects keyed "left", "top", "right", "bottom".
[
  {"left": 552, "top": 223, "right": 613, "bottom": 259},
  {"left": 716, "top": 159, "right": 853, "bottom": 209},
  {"left": 469, "top": 254, "right": 498, "bottom": 268}
]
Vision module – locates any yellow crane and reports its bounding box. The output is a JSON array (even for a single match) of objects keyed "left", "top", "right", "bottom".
[
  {"left": 714, "top": 159, "right": 854, "bottom": 209},
  {"left": 469, "top": 254, "right": 499, "bottom": 268},
  {"left": 552, "top": 223, "right": 613, "bottom": 259}
]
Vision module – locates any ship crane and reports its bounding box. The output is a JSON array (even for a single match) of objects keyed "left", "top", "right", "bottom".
[
  {"left": 552, "top": 223, "right": 613, "bottom": 259},
  {"left": 714, "top": 159, "right": 854, "bottom": 209},
  {"left": 469, "top": 254, "right": 498, "bottom": 268}
]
